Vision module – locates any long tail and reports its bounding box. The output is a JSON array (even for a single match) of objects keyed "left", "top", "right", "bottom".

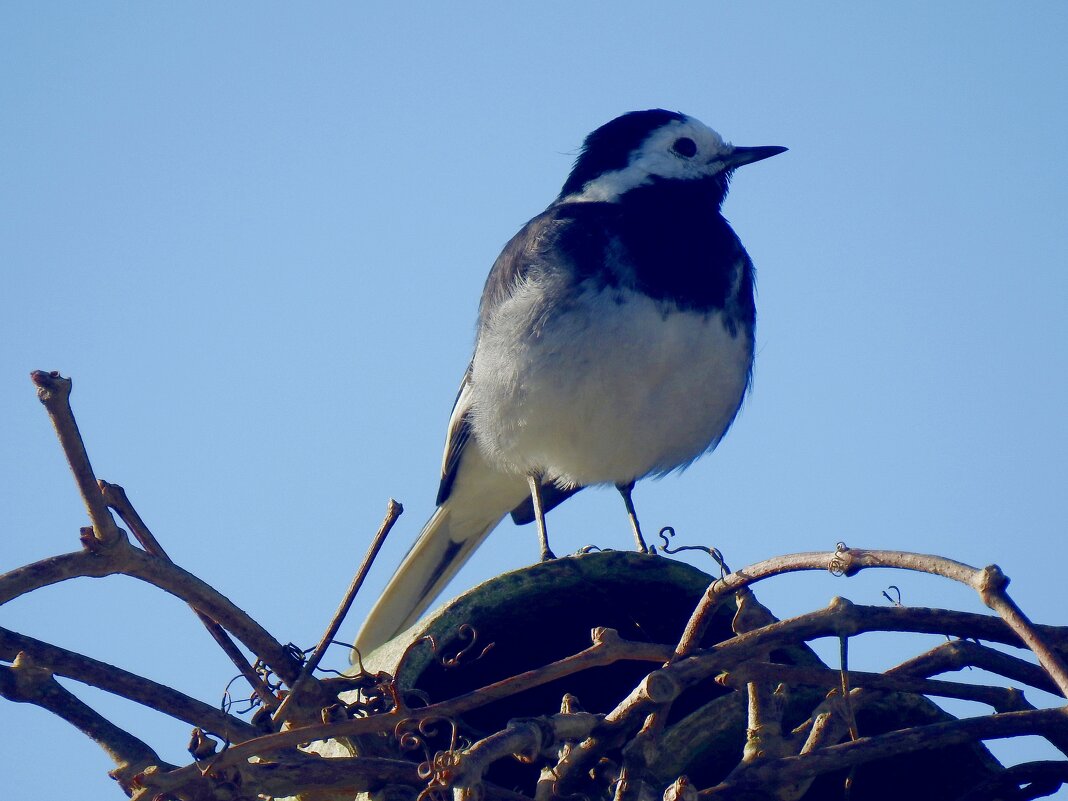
[
  {"left": 353, "top": 505, "right": 496, "bottom": 655},
  {"left": 353, "top": 447, "right": 529, "bottom": 655}
]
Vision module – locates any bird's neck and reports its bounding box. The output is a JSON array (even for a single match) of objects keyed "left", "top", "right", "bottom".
[{"left": 616, "top": 179, "right": 754, "bottom": 323}]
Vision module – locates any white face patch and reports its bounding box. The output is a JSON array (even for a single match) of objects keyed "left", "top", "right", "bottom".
[{"left": 564, "top": 117, "right": 733, "bottom": 203}]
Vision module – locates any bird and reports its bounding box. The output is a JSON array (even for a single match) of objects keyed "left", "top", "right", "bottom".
[{"left": 355, "top": 109, "right": 784, "bottom": 654}]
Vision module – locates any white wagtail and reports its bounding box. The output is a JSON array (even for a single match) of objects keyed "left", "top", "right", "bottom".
[{"left": 355, "top": 110, "right": 784, "bottom": 652}]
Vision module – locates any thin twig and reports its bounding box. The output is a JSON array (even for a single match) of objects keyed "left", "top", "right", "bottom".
[
  {"left": 15, "top": 368, "right": 1068, "bottom": 801},
  {"left": 788, "top": 627, "right": 1068, "bottom": 777},
  {"left": 30, "top": 371, "right": 122, "bottom": 547},
  {"left": 893, "top": 638, "right": 1061, "bottom": 698},
  {"left": 956, "top": 759, "right": 1068, "bottom": 801},
  {"left": 700, "top": 707, "right": 1068, "bottom": 797},
  {"left": 144, "top": 627, "right": 671, "bottom": 793},
  {"left": 100, "top": 479, "right": 279, "bottom": 711},
  {"left": 0, "top": 542, "right": 302, "bottom": 684},
  {"left": 554, "top": 598, "right": 1068, "bottom": 795},
  {"left": 0, "top": 625, "right": 256, "bottom": 740},
  {"left": 672, "top": 546, "right": 1068, "bottom": 674},
  {"left": 978, "top": 568, "right": 1068, "bottom": 697},
  {"left": 448, "top": 711, "right": 602, "bottom": 799},
  {"left": 273, "top": 498, "right": 403, "bottom": 725},
  {"left": 718, "top": 661, "right": 1031, "bottom": 710},
  {"left": 134, "top": 755, "right": 534, "bottom": 801},
  {"left": 0, "top": 653, "right": 171, "bottom": 794},
  {"left": 612, "top": 587, "right": 776, "bottom": 801}
]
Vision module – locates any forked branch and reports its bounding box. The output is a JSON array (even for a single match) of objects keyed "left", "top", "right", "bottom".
[{"left": 6, "top": 371, "right": 1068, "bottom": 801}]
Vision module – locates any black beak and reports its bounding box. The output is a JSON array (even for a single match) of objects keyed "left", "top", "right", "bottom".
[{"left": 723, "top": 145, "right": 788, "bottom": 170}]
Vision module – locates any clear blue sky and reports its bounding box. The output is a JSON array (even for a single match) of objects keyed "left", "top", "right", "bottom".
[{"left": 3, "top": 4, "right": 1067, "bottom": 797}]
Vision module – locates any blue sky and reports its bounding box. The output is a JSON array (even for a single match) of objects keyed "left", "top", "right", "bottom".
[{"left": 3, "top": 4, "right": 1067, "bottom": 797}]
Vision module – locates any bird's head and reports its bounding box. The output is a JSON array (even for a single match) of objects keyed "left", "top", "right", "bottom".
[{"left": 558, "top": 109, "right": 785, "bottom": 204}]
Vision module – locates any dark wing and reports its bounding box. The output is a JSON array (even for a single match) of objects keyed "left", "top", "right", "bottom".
[
  {"left": 478, "top": 201, "right": 624, "bottom": 328},
  {"left": 439, "top": 201, "right": 622, "bottom": 511},
  {"left": 435, "top": 366, "right": 474, "bottom": 506},
  {"left": 437, "top": 212, "right": 566, "bottom": 508},
  {"left": 508, "top": 483, "right": 583, "bottom": 524},
  {"left": 470, "top": 201, "right": 626, "bottom": 520}
]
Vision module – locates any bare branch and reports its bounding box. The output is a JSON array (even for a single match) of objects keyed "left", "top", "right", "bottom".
[
  {"left": 273, "top": 497, "right": 403, "bottom": 726},
  {"left": 134, "top": 754, "right": 421, "bottom": 800},
  {"left": 978, "top": 569, "right": 1068, "bottom": 697},
  {"left": 448, "top": 711, "right": 602, "bottom": 801},
  {"left": 0, "top": 625, "right": 256, "bottom": 741},
  {"left": 612, "top": 588, "right": 779, "bottom": 801},
  {"left": 893, "top": 638, "right": 1061, "bottom": 697},
  {"left": 100, "top": 479, "right": 280, "bottom": 711},
  {"left": 554, "top": 658, "right": 683, "bottom": 796},
  {"left": 718, "top": 661, "right": 1030, "bottom": 710},
  {"left": 557, "top": 597, "right": 1068, "bottom": 796},
  {"left": 674, "top": 600, "right": 1068, "bottom": 690},
  {"left": 672, "top": 545, "right": 1068, "bottom": 690},
  {"left": 0, "top": 652, "right": 170, "bottom": 793},
  {"left": 30, "top": 371, "right": 122, "bottom": 547},
  {"left": 137, "top": 627, "right": 671, "bottom": 794},
  {"left": 0, "top": 542, "right": 302, "bottom": 684},
  {"left": 701, "top": 707, "right": 1068, "bottom": 797},
  {"left": 15, "top": 369, "right": 1068, "bottom": 801},
  {"left": 957, "top": 760, "right": 1068, "bottom": 801},
  {"left": 314, "top": 498, "right": 403, "bottom": 675}
]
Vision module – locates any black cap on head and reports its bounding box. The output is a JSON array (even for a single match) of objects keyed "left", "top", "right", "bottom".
[{"left": 559, "top": 109, "right": 686, "bottom": 199}]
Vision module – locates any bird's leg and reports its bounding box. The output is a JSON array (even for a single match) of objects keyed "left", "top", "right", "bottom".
[
  {"left": 616, "top": 481, "right": 650, "bottom": 553},
  {"left": 527, "top": 474, "right": 556, "bottom": 561}
]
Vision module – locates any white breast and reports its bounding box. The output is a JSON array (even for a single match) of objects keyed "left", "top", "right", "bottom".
[{"left": 469, "top": 281, "right": 752, "bottom": 487}]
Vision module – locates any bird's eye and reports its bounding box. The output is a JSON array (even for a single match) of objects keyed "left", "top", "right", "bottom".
[{"left": 672, "top": 137, "right": 697, "bottom": 158}]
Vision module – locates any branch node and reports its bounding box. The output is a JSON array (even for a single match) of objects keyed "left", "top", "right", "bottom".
[
  {"left": 639, "top": 670, "right": 680, "bottom": 705},
  {"left": 188, "top": 728, "right": 220, "bottom": 760},
  {"left": 827, "top": 595, "right": 858, "bottom": 634},
  {"left": 830, "top": 542, "right": 858, "bottom": 576},
  {"left": 664, "top": 775, "right": 697, "bottom": 801},
  {"left": 592, "top": 627, "right": 621, "bottom": 647},
  {"left": 977, "top": 564, "right": 1010, "bottom": 601}
]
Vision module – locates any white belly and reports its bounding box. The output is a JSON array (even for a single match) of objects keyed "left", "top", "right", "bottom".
[{"left": 469, "top": 282, "right": 752, "bottom": 487}]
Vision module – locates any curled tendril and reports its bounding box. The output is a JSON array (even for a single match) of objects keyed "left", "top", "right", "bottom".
[
  {"left": 829, "top": 542, "right": 850, "bottom": 577},
  {"left": 396, "top": 716, "right": 458, "bottom": 756},
  {"left": 882, "top": 585, "right": 903, "bottom": 606},
  {"left": 350, "top": 644, "right": 372, "bottom": 680},
  {"left": 419, "top": 715, "right": 451, "bottom": 743},
  {"left": 397, "top": 715, "right": 462, "bottom": 796},
  {"left": 395, "top": 634, "right": 437, "bottom": 679},
  {"left": 220, "top": 675, "right": 260, "bottom": 716},
  {"left": 352, "top": 679, "right": 403, "bottom": 721},
  {"left": 397, "top": 728, "right": 425, "bottom": 754},
  {"left": 304, "top": 639, "right": 379, "bottom": 679},
  {"left": 708, "top": 547, "right": 731, "bottom": 578},
  {"left": 441, "top": 625, "right": 495, "bottom": 669},
  {"left": 419, "top": 745, "right": 465, "bottom": 799},
  {"left": 340, "top": 672, "right": 397, "bottom": 719},
  {"left": 420, "top": 751, "right": 463, "bottom": 786},
  {"left": 657, "top": 527, "right": 732, "bottom": 576},
  {"left": 251, "top": 656, "right": 287, "bottom": 696},
  {"left": 396, "top": 717, "right": 434, "bottom": 769}
]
